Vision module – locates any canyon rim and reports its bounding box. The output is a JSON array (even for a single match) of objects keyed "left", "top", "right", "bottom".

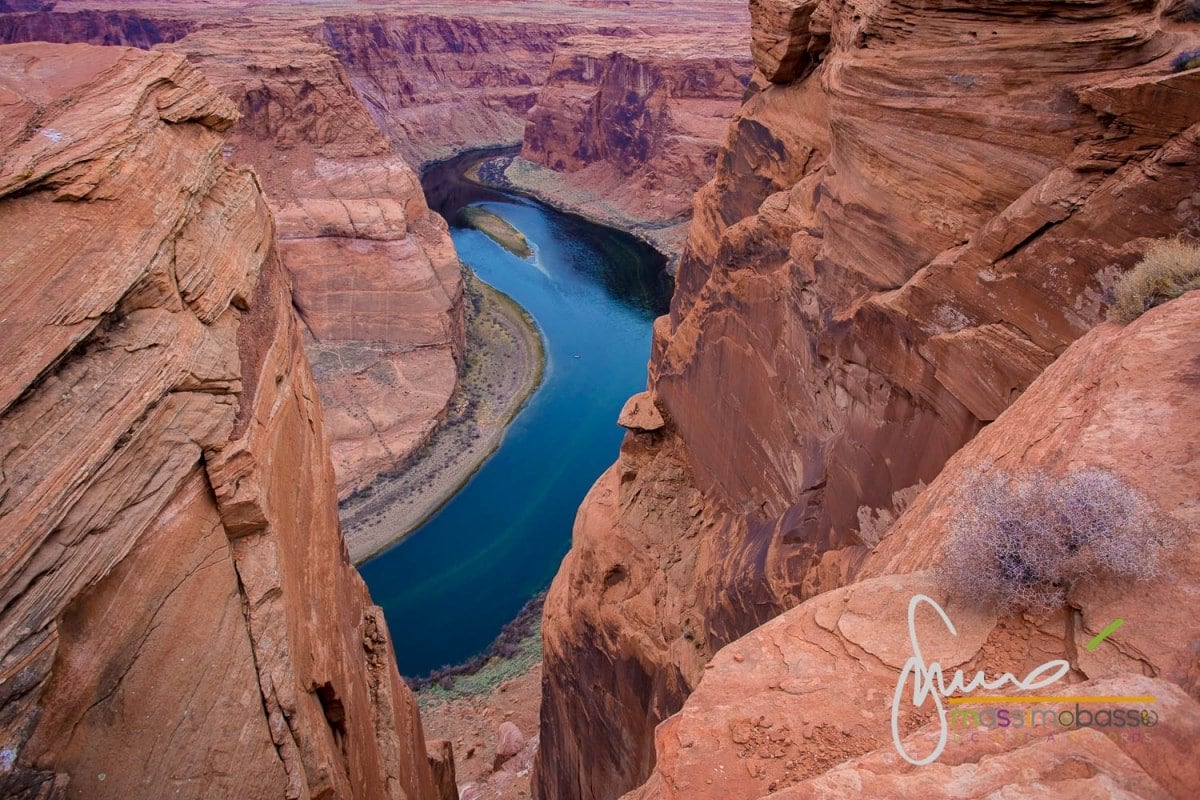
[{"left": 1, "top": 2, "right": 1199, "bottom": 800}]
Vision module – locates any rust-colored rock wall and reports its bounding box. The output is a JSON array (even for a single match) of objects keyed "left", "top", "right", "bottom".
[
  {"left": 623, "top": 290, "right": 1200, "bottom": 800},
  {"left": 0, "top": 43, "right": 435, "bottom": 799},
  {"left": 320, "top": 14, "right": 582, "bottom": 166},
  {"left": 0, "top": 8, "right": 193, "bottom": 47},
  {"left": 514, "top": 34, "right": 752, "bottom": 256},
  {"left": 535, "top": 3, "right": 1200, "bottom": 799},
  {"left": 159, "top": 23, "right": 467, "bottom": 501},
  {"left": 0, "top": 9, "right": 469, "bottom": 500}
]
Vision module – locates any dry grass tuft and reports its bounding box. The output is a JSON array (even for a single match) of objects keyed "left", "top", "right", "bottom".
[{"left": 1108, "top": 238, "right": 1200, "bottom": 323}]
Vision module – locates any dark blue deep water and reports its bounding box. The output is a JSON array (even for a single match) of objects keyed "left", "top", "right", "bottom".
[{"left": 359, "top": 151, "right": 669, "bottom": 676}]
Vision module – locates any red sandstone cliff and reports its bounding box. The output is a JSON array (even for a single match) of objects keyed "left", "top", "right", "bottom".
[
  {"left": 0, "top": 1, "right": 748, "bottom": 498},
  {"left": 160, "top": 22, "right": 468, "bottom": 501},
  {"left": 624, "top": 288, "right": 1200, "bottom": 800},
  {"left": 535, "top": 2, "right": 1200, "bottom": 799},
  {"left": 0, "top": 8, "right": 471, "bottom": 501},
  {"left": 512, "top": 33, "right": 752, "bottom": 258},
  {"left": 318, "top": 13, "right": 582, "bottom": 166},
  {"left": 0, "top": 43, "right": 436, "bottom": 798}
]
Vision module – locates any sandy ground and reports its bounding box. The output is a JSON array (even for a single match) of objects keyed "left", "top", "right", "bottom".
[
  {"left": 463, "top": 206, "right": 533, "bottom": 257},
  {"left": 420, "top": 661, "right": 543, "bottom": 800},
  {"left": 339, "top": 270, "right": 545, "bottom": 563}
]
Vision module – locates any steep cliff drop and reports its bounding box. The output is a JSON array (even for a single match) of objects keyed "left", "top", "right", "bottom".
[
  {"left": 535, "top": 2, "right": 1200, "bottom": 799},
  {"left": 158, "top": 22, "right": 468, "bottom": 503},
  {"left": 318, "top": 13, "right": 581, "bottom": 167},
  {"left": 0, "top": 44, "right": 436, "bottom": 799},
  {"left": 624, "top": 290, "right": 1200, "bottom": 800},
  {"left": 504, "top": 33, "right": 753, "bottom": 261}
]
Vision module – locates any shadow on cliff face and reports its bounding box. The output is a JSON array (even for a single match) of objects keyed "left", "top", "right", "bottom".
[{"left": 0, "top": 9, "right": 195, "bottom": 48}]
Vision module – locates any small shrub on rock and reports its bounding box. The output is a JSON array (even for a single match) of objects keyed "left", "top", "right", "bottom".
[
  {"left": 1108, "top": 238, "right": 1200, "bottom": 323},
  {"left": 936, "top": 466, "right": 1177, "bottom": 613}
]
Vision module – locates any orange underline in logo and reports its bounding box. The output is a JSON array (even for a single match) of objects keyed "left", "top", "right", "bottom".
[{"left": 946, "top": 696, "right": 1156, "bottom": 705}]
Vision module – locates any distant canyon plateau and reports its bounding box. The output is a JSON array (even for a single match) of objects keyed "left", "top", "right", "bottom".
[{"left": 1, "top": 1, "right": 1199, "bottom": 800}]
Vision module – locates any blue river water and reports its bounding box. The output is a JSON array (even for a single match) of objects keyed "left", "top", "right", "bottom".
[{"left": 359, "top": 153, "right": 669, "bottom": 676}]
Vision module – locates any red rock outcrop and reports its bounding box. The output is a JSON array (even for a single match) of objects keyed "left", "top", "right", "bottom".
[
  {"left": 536, "top": 3, "right": 1200, "bottom": 799},
  {"left": 623, "top": 290, "right": 1200, "bottom": 800},
  {"left": 0, "top": 8, "right": 469, "bottom": 501},
  {"left": 0, "top": 43, "right": 435, "bottom": 798},
  {"left": 158, "top": 22, "right": 467, "bottom": 500},
  {"left": 319, "top": 13, "right": 581, "bottom": 166},
  {"left": 0, "top": 1, "right": 749, "bottom": 497},
  {"left": 510, "top": 33, "right": 752, "bottom": 258},
  {"left": 0, "top": 1, "right": 55, "bottom": 13}
]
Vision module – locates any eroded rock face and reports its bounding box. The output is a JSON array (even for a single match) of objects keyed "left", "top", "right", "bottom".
[
  {"left": 158, "top": 22, "right": 467, "bottom": 500},
  {"left": 514, "top": 33, "right": 752, "bottom": 256},
  {"left": 622, "top": 292, "right": 1200, "bottom": 800},
  {"left": 0, "top": 7, "right": 193, "bottom": 47},
  {"left": 320, "top": 13, "right": 580, "bottom": 166},
  {"left": 0, "top": 8, "right": 468, "bottom": 500},
  {"left": 536, "top": 3, "right": 1200, "bottom": 799},
  {"left": 0, "top": 43, "right": 435, "bottom": 799}
]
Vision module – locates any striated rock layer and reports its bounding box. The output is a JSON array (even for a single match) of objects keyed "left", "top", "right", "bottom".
[
  {"left": 159, "top": 21, "right": 467, "bottom": 501},
  {"left": 536, "top": 2, "right": 1200, "bottom": 799},
  {"left": 318, "top": 12, "right": 582, "bottom": 167},
  {"left": 0, "top": 43, "right": 435, "bottom": 799},
  {"left": 0, "top": 6, "right": 470, "bottom": 500},
  {"left": 510, "top": 33, "right": 752, "bottom": 260},
  {"left": 0, "top": 0, "right": 751, "bottom": 496},
  {"left": 624, "top": 290, "right": 1200, "bottom": 800}
]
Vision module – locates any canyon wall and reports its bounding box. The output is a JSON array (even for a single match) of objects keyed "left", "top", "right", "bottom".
[
  {"left": 625, "top": 287, "right": 1200, "bottom": 800},
  {"left": 0, "top": 8, "right": 193, "bottom": 47},
  {"left": 536, "top": 2, "right": 1200, "bottom": 798},
  {"left": 0, "top": 8, "right": 472, "bottom": 501},
  {"left": 318, "top": 13, "right": 582, "bottom": 166},
  {"left": 511, "top": 33, "right": 752, "bottom": 258},
  {"left": 0, "top": 43, "right": 435, "bottom": 798},
  {"left": 161, "top": 22, "right": 468, "bottom": 501}
]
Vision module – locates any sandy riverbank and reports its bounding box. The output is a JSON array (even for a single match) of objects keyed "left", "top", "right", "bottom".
[
  {"left": 339, "top": 270, "right": 545, "bottom": 564},
  {"left": 462, "top": 206, "right": 532, "bottom": 257},
  {"left": 469, "top": 155, "right": 688, "bottom": 268}
]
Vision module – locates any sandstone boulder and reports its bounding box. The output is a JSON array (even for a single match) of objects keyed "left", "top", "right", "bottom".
[
  {"left": 428, "top": 739, "right": 460, "bottom": 800},
  {"left": 618, "top": 391, "right": 666, "bottom": 433},
  {"left": 494, "top": 720, "right": 527, "bottom": 770}
]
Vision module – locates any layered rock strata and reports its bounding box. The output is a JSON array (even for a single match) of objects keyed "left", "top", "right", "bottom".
[
  {"left": 625, "top": 291, "right": 1200, "bottom": 800},
  {"left": 159, "top": 22, "right": 467, "bottom": 500},
  {"left": 536, "top": 2, "right": 1200, "bottom": 799},
  {"left": 512, "top": 33, "right": 752, "bottom": 260},
  {"left": 0, "top": 43, "right": 435, "bottom": 799},
  {"left": 318, "top": 13, "right": 581, "bottom": 166},
  {"left": 0, "top": 1, "right": 750, "bottom": 498}
]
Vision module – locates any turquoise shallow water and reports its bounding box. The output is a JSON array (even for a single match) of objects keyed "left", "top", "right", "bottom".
[{"left": 359, "top": 154, "right": 669, "bottom": 677}]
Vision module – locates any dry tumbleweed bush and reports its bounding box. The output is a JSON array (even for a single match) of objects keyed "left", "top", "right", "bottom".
[
  {"left": 1108, "top": 238, "right": 1200, "bottom": 323},
  {"left": 936, "top": 466, "right": 1178, "bottom": 613}
]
